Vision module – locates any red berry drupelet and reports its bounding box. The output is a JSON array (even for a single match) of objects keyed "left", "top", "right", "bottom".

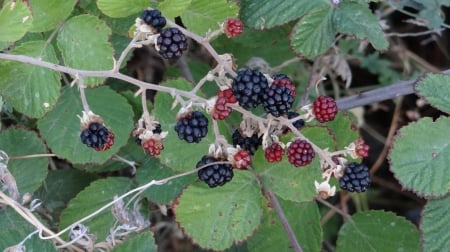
[
  {"left": 197, "top": 155, "right": 233, "bottom": 188},
  {"left": 313, "top": 95, "right": 338, "bottom": 123},
  {"left": 140, "top": 9, "right": 166, "bottom": 31},
  {"left": 212, "top": 88, "right": 237, "bottom": 120},
  {"left": 224, "top": 18, "right": 243, "bottom": 38},
  {"left": 287, "top": 139, "right": 315, "bottom": 167},
  {"left": 264, "top": 142, "right": 284, "bottom": 162},
  {"left": 355, "top": 138, "right": 370, "bottom": 158},
  {"left": 262, "top": 82, "right": 295, "bottom": 117},
  {"left": 80, "top": 122, "right": 115, "bottom": 151},
  {"left": 232, "top": 149, "right": 252, "bottom": 169},
  {"left": 174, "top": 111, "right": 209, "bottom": 143},
  {"left": 157, "top": 27, "right": 188, "bottom": 59},
  {"left": 232, "top": 129, "right": 262, "bottom": 155},
  {"left": 232, "top": 69, "right": 269, "bottom": 109},
  {"left": 339, "top": 162, "right": 371, "bottom": 192}
]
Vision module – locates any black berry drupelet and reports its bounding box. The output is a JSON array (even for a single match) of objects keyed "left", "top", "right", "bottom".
[
  {"left": 140, "top": 9, "right": 166, "bottom": 31},
  {"left": 339, "top": 162, "right": 371, "bottom": 192},
  {"left": 262, "top": 83, "right": 295, "bottom": 117},
  {"left": 232, "top": 69, "right": 269, "bottom": 109},
  {"left": 80, "top": 122, "right": 114, "bottom": 151},
  {"left": 174, "top": 111, "right": 208, "bottom": 143},
  {"left": 157, "top": 27, "right": 188, "bottom": 59},
  {"left": 197, "top": 155, "right": 233, "bottom": 188},
  {"left": 232, "top": 129, "right": 262, "bottom": 155}
]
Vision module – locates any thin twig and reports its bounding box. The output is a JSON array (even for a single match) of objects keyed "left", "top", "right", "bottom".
[{"left": 9, "top": 153, "right": 56, "bottom": 160}]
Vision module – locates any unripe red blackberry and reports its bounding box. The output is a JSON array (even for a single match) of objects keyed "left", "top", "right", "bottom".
[
  {"left": 264, "top": 142, "right": 284, "bottom": 162},
  {"left": 231, "top": 149, "right": 252, "bottom": 169},
  {"left": 224, "top": 18, "right": 243, "bottom": 38},
  {"left": 141, "top": 138, "right": 164, "bottom": 156},
  {"left": 287, "top": 139, "right": 315, "bottom": 167},
  {"left": 313, "top": 95, "right": 338, "bottom": 123},
  {"left": 212, "top": 89, "right": 236, "bottom": 120}
]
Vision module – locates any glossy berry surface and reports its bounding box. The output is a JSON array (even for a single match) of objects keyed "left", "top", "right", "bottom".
[
  {"left": 313, "top": 95, "right": 338, "bottom": 123},
  {"left": 264, "top": 142, "right": 284, "bottom": 162},
  {"left": 212, "top": 89, "right": 236, "bottom": 120},
  {"left": 157, "top": 27, "right": 188, "bottom": 59},
  {"left": 262, "top": 83, "right": 295, "bottom": 117},
  {"left": 140, "top": 9, "right": 166, "bottom": 31},
  {"left": 197, "top": 155, "right": 233, "bottom": 188},
  {"left": 142, "top": 138, "right": 164, "bottom": 156},
  {"left": 232, "top": 69, "right": 269, "bottom": 109},
  {"left": 287, "top": 139, "right": 314, "bottom": 167},
  {"left": 232, "top": 149, "right": 252, "bottom": 169},
  {"left": 232, "top": 129, "right": 262, "bottom": 155},
  {"left": 224, "top": 18, "right": 243, "bottom": 37},
  {"left": 80, "top": 122, "right": 114, "bottom": 151},
  {"left": 174, "top": 111, "right": 208, "bottom": 143},
  {"left": 339, "top": 162, "right": 371, "bottom": 192}
]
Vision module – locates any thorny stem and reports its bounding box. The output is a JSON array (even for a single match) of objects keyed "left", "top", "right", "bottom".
[
  {"left": 114, "top": 31, "right": 142, "bottom": 72},
  {"left": 77, "top": 77, "right": 91, "bottom": 113}
]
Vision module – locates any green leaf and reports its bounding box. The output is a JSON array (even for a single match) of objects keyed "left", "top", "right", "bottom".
[
  {"left": 174, "top": 171, "right": 263, "bottom": 251},
  {"left": 180, "top": 0, "right": 239, "bottom": 35},
  {"left": 336, "top": 210, "right": 420, "bottom": 252},
  {"left": 135, "top": 157, "right": 196, "bottom": 204},
  {"left": 59, "top": 177, "right": 135, "bottom": 241},
  {"left": 37, "top": 86, "right": 134, "bottom": 164},
  {"left": 323, "top": 112, "right": 360, "bottom": 150},
  {"left": 0, "top": 0, "right": 33, "bottom": 42},
  {"left": 29, "top": 0, "right": 77, "bottom": 32},
  {"left": 97, "top": 0, "right": 148, "bottom": 18},
  {"left": 57, "top": 15, "right": 114, "bottom": 86},
  {"left": 112, "top": 231, "right": 157, "bottom": 252},
  {"left": 0, "top": 207, "right": 57, "bottom": 251},
  {"left": 290, "top": 6, "right": 335, "bottom": 59},
  {"left": 240, "top": 0, "right": 328, "bottom": 29},
  {"left": 333, "top": 2, "right": 388, "bottom": 50},
  {"left": 247, "top": 199, "right": 322, "bottom": 252},
  {"left": 158, "top": 0, "right": 192, "bottom": 21},
  {"left": 0, "top": 128, "right": 48, "bottom": 195},
  {"left": 155, "top": 79, "right": 215, "bottom": 172},
  {"left": 389, "top": 117, "right": 450, "bottom": 197},
  {"left": 421, "top": 194, "right": 450, "bottom": 251},
  {"left": 415, "top": 73, "right": 450, "bottom": 114},
  {"left": 0, "top": 40, "right": 61, "bottom": 118}
]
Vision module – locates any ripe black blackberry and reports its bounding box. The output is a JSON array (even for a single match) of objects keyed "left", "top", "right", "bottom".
[
  {"left": 232, "top": 69, "right": 269, "bottom": 109},
  {"left": 80, "top": 122, "right": 114, "bottom": 151},
  {"left": 157, "top": 27, "right": 188, "bottom": 59},
  {"left": 339, "top": 162, "right": 371, "bottom": 192},
  {"left": 174, "top": 111, "right": 208, "bottom": 143},
  {"left": 262, "top": 84, "right": 294, "bottom": 117},
  {"left": 197, "top": 155, "right": 233, "bottom": 188},
  {"left": 232, "top": 129, "right": 262, "bottom": 155},
  {"left": 140, "top": 9, "right": 166, "bottom": 31}
]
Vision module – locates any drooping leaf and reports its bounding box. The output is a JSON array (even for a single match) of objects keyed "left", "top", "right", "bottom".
[
  {"left": 389, "top": 117, "right": 450, "bottom": 197},
  {"left": 0, "top": 128, "right": 48, "bottom": 195},
  {"left": 247, "top": 199, "right": 322, "bottom": 252},
  {"left": 154, "top": 79, "right": 215, "bottom": 172},
  {"left": 0, "top": 40, "right": 60, "bottom": 118},
  {"left": 57, "top": 15, "right": 114, "bottom": 86},
  {"left": 415, "top": 73, "right": 450, "bottom": 114},
  {"left": 290, "top": 6, "right": 335, "bottom": 59},
  {"left": 37, "top": 86, "right": 134, "bottom": 165},
  {"left": 112, "top": 231, "right": 157, "bottom": 252},
  {"left": 333, "top": 2, "right": 388, "bottom": 50},
  {"left": 179, "top": 0, "right": 239, "bottom": 35},
  {"left": 0, "top": 0, "right": 33, "bottom": 43},
  {"left": 336, "top": 210, "right": 420, "bottom": 252},
  {"left": 29, "top": 0, "right": 77, "bottom": 32},
  {"left": 158, "top": 0, "right": 192, "bottom": 21},
  {"left": 421, "top": 194, "right": 450, "bottom": 251},
  {"left": 174, "top": 171, "right": 263, "bottom": 251},
  {"left": 59, "top": 177, "right": 135, "bottom": 241},
  {"left": 240, "top": 0, "right": 328, "bottom": 29},
  {"left": 97, "top": 0, "right": 148, "bottom": 18}
]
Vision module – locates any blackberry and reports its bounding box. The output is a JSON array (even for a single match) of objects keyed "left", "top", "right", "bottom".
[
  {"left": 232, "top": 149, "right": 252, "bottom": 169},
  {"left": 174, "top": 111, "right": 208, "bottom": 143},
  {"left": 287, "top": 111, "right": 305, "bottom": 129},
  {"left": 273, "top": 74, "right": 296, "bottom": 97},
  {"left": 339, "top": 162, "right": 370, "bottom": 192},
  {"left": 197, "top": 155, "right": 233, "bottom": 188},
  {"left": 264, "top": 142, "right": 284, "bottom": 162},
  {"left": 262, "top": 84, "right": 294, "bottom": 117},
  {"left": 224, "top": 18, "right": 243, "bottom": 38},
  {"left": 157, "top": 27, "right": 188, "bottom": 59},
  {"left": 140, "top": 9, "right": 166, "bottom": 31},
  {"left": 313, "top": 95, "right": 338, "bottom": 123},
  {"left": 232, "top": 129, "right": 262, "bottom": 155},
  {"left": 232, "top": 69, "right": 269, "bottom": 109},
  {"left": 80, "top": 122, "right": 114, "bottom": 151},
  {"left": 287, "top": 139, "right": 314, "bottom": 167}
]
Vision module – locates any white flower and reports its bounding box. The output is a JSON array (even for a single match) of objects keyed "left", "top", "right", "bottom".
[{"left": 314, "top": 180, "right": 336, "bottom": 199}]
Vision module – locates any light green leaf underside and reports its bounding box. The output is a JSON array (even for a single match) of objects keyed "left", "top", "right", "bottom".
[
  {"left": 0, "top": 0, "right": 33, "bottom": 42},
  {"left": 421, "top": 195, "right": 450, "bottom": 252},
  {"left": 415, "top": 73, "right": 450, "bottom": 114},
  {"left": 97, "top": 0, "right": 149, "bottom": 18},
  {"left": 29, "top": 0, "right": 77, "bottom": 32}
]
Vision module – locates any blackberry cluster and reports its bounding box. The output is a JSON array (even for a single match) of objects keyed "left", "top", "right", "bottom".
[
  {"left": 140, "top": 9, "right": 166, "bottom": 31},
  {"left": 157, "top": 27, "right": 188, "bottom": 59},
  {"left": 232, "top": 69, "right": 269, "bottom": 109},
  {"left": 287, "top": 139, "right": 314, "bottom": 167},
  {"left": 262, "top": 83, "right": 295, "bottom": 117},
  {"left": 80, "top": 122, "right": 114, "bottom": 151},
  {"left": 232, "top": 129, "right": 262, "bottom": 155},
  {"left": 174, "top": 111, "right": 208, "bottom": 143},
  {"left": 197, "top": 155, "right": 233, "bottom": 188},
  {"left": 339, "top": 162, "right": 371, "bottom": 192}
]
